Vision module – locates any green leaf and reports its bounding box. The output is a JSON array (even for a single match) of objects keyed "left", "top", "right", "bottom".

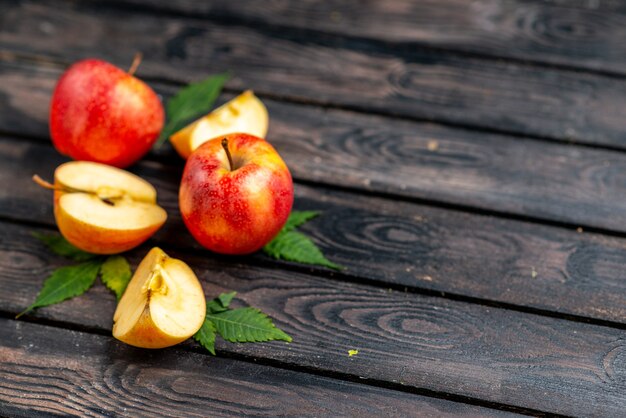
[
  {"left": 263, "top": 231, "right": 342, "bottom": 270},
  {"left": 218, "top": 291, "right": 236, "bottom": 309},
  {"left": 194, "top": 318, "right": 217, "bottom": 355},
  {"left": 281, "top": 211, "right": 319, "bottom": 233},
  {"left": 206, "top": 299, "right": 228, "bottom": 314},
  {"left": 206, "top": 292, "right": 237, "bottom": 314},
  {"left": 156, "top": 73, "right": 230, "bottom": 146},
  {"left": 32, "top": 232, "right": 96, "bottom": 262},
  {"left": 17, "top": 260, "right": 102, "bottom": 318},
  {"left": 207, "top": 307, "right": 292, "bottom": 343},
  {"left": 100, "top": 255, "right": 132, "bottom": 300}
]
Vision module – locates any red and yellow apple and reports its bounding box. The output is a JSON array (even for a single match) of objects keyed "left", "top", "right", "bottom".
[
  {"left": 179, "top": 133, "right": 293, "bottom": 254},
  {"left": 170, "top": 90, "right": 268, "bottom": 159},
  {"left": 49, "top": 57, "right": 164, "bottom": 168},
  {"left": 35, "top": 161, "right": 167, "bottom": 254},
  {"left": 113, "top": 247, "right": 206, "bottom": 349}
]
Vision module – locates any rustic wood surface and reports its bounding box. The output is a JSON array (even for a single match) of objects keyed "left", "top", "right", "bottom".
[
  {"left": 4, "top": 62, "right": 626, "bottom": 235},
  {"left": 116, "top": 0, "right": 626, "bottom": 76},
  {"left": 3, "top": 136, "right": 626, "bottom": 326},
  {"left": 1, "top": 0, "right": 626, "bottom": 416},
  {"left": 3, "top": 0, "right": 626, "bottom": 149},
  {"left": 1, "top": 221, "right": 625, "bottom": 417},
  {"left": 2, "top": 319, "right": 518, "bottom": 418}
]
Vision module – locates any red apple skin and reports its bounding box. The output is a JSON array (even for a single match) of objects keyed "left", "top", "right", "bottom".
[
  {"left": 179, "top": 133, "right": 294, "bottom": 255},
  {"left": 50, "top": 59, "right": 164, "bottom": 168}
]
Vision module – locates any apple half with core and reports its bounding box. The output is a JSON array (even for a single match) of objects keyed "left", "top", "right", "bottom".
[
  {"left": 49, "top": 55, "right": 164, "bottom": 168},
  {"left": 34, "top": 161, "right": 167, "bottom": 254},
  {"left": 170, "top": 90, "right": 268, "bottom": 159},
  {"left": 179, "top": 133, "right": 293, "bottom": 255},
  {"left": 113, "top": 247, "right": 206, "bottom": 349}
]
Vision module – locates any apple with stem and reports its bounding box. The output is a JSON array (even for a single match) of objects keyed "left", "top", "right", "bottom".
[
  {"left": 33, "top": 161, "right": 167, "bottom": 254},
  {"left": 113, "top": 247, "right": 206, "bottom": 349},
  {"left": 49, "top": 54, "right": 164, "bottom": 168},
  {"left": 170, "top": 90, "right": 268, "bottom": 159},
  {"left": 179, "top": 133, "right": 293, "bottom": 254}
]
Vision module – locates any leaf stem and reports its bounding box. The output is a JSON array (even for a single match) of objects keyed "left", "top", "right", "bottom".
[
  {"left": 128, "top": 52, "right": 143, "bottom": 76},
  {"left": 222, "top": 138, "right": 234, "bottom": 171},
  {"left": 15, "top": 307, "right": 30, "bottom": 319}
]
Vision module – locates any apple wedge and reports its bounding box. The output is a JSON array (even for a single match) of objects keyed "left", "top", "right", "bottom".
[
  {"left": 36, "top": 161, "right": 167, "bottom": 254},
  {"left": 170, "top": 90, "right": 268, "bottom": 159},
  {"left": 113, "top": 247, "right": 206, "bottom": 349}
]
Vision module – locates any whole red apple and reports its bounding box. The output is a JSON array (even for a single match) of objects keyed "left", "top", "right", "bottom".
[
  {"left": 179, "top": 133, "right": 294, "bottom": 254},
  {"left": 49, "top": 58, "right": 164, "bottom": 168}
]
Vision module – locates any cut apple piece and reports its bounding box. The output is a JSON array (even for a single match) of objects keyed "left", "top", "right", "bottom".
[
  {"left": 50, "top": 161, "right": 167, "bottom": 254},
  {"left": 170, "top": 90, "right": 268, "bottom": 159},
  {"left": 113, "top": 247, "right": 206, "bottom": 349}
]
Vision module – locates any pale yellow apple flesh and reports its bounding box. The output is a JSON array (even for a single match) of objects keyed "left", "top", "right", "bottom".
[
  {"left": 113, "top": 247, "right": 206, "bottom": 349},
  {"left": 170, "top": 90, "right": 269, "bottom": 159},
  {"left": 53, "top": 161, "right": 167, "bottom": 254}
]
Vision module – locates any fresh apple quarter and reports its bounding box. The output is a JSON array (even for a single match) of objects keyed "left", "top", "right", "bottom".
[
  {"left": 50, "top": 161, "right": 167, "bottom": 254},
  {"left": 113, "top": 247, "right": 206, "bottom": 349},
  {"left": 170, "top": 90, "right": 268, "bottom": 159}
]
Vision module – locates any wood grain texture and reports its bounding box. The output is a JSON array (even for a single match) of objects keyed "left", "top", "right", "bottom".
[
  {"left": 0, "top": 221, "right": 625, "bottom": 416},
  {"left": 3, "top": 1, "right": 626, "bottom": 148},
  {"left": 0, "top": 319, "right": 507, "bottom": 418},
  {"left": 2, "top": 136, "right": 626, "bottom": 324},
  {"left": 115, "top": 0, "right": 626, "bottom": 75},
  {"left": 4, "top": 62, "right": 626, "bottom": 236}
]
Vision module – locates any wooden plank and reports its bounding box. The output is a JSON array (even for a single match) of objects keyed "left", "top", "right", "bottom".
[
  {"left": 1, "top": 319, "right": 507, "bottom": 417},
  {"left": 4, "top": 61, "right": 626, "bottom": 236},
  {"left": 2, "top": 1, "right": 626, "bottom": 148},
  {"left": 116, "top": 0, "right": 626, "bottom": 76},
  {"left": 0, "top": 221, "right": 625, "bottom": 416},
  {"left": 2, "top": 136, "right": 626, "bottom": 325}
]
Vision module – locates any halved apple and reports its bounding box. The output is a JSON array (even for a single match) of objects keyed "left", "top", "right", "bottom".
[
  {"left": 170, "top": 90, "right": 268, "bottom": 159},
  {"left": 113, "top": 247, "right": 206, "bottom": 348},
  {"left": 49, "top": 161, "right": 167, "bottom": 254}
]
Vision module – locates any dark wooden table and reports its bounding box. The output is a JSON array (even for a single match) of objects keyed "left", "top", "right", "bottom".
[{"left": 1, "top": 1, "right": 626, "bottom": 416}]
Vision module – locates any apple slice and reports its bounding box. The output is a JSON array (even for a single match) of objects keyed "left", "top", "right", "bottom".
[
  {"left": 41, "top": 161, "right": 167, "bottom": 254},
  {"left": 113, "top": 247, "right": 206, "bottom": 349},
  {"left": 170, "top": 90, "right": 268, "bottom": 159}
]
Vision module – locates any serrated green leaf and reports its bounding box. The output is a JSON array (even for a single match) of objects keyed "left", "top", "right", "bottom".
[
  {"left": 100, "top": 255, "right": 132, "bottom": 300},
  {"left": 281, "top": 211, "right": 319, "bottom": 233},
  {"left": 32, "top": 232, "right": 96, "bottom": 261},
  {"left": 194, "top": 318, "right": 217, "bottom": 355},
  {"left": 263, "top": 231, "right": 342, "bottom": 270},
  {"left": 156, "top": 73, "right": 230, "bottom": 146},
  {"left": 218, "top": 291, "right": 236, "bottom": 308},
  {"left": 17, "top": 260, "right": 102, "bottom": 318},
  {"left": 206, "top": 300, "right": 228, "bottom": 314},
  {"left": 207, "top": 307, "right": 292, "bottom": 343},
  {"left": 206, "top": 292, "right": 237, "bottom": 313}
]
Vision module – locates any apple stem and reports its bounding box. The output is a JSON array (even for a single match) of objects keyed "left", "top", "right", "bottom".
[
  {"left": 222, "top": 138, "right": 234, "bottom": 171},
  {"left": 32, "top": 174, "right": 59, "bottom": 191},
  {"left": 128, "top": 52, "right": 143, "bottom": 76},
  {"left": 32, "top": 174, "right": 116, "bottom": 206}
]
